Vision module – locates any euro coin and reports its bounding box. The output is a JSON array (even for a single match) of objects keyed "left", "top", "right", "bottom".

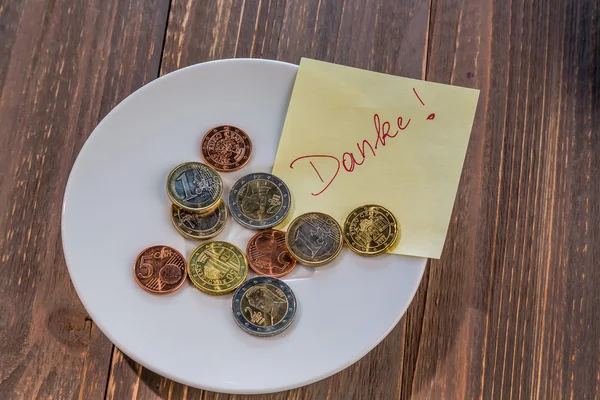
[
  {"left": 246, "top": 229, "right": 296, "bottom": 278},
  {"left": 285, "top": 212, "right": 343, "bottom": 266},
  {"left": 232, "top": 276, "right": 296, "bottom": 337},
  {"left": 343, "top": 204, "right": 399, "bottom": 256},
  {"left": 188, "top": 241, "right": 248, "bottom": 295},
  {"left": 229, "top": 173, "right": 291, "bottom": 230},
  {"left": 134, "top": 245, "right": 186, "bottom": 294},
  {"left": 200, "top": 125, "right": 252, "bottom": 172},
  {"left": 170, "top": 201, "right": 227, "bottom": 240},
  {"left": 167, "top": 162, "right": 222, "bottom": 213}
]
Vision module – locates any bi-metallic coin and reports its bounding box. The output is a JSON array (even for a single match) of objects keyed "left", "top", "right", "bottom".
[
  {"left": 343, "top": 204, "right": 399, "bottom": 256},
  {"left": 167, "top": 162, "right": 223, "bottom": 213},
  {"left": 188, "top": 241, "right": 248, "bottom": 295},
  {"left": 133, "top": 245, "right": 187, "bottom": 294},
  {"left": 246, "top": 229, "right": 297, "bottom": 278},
  {"left": 201, "top": 125, "right": 252, "bottom": 172},
  {"left": 170, "top": 201, "right": 227, "bottom": 240},
  {"left": 285, "top": 212, "right": 343, "bottom": 266},
  {"left": 229, "top": 173, "right": 291, "bottom": 230},
  {"left": 232, "top": 276, "right": 296, "bottom": 337}
]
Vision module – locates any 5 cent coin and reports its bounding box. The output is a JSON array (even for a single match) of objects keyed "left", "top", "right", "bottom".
[
  {"left": 201, "top": 125, "right": 252, "bottom": 172},
  {"left": 285, "top": 212, "right": 343, "bottom": 266},
  {"left": 134, "top": 245, "right": 187, "bottom": 294},
  {"left": 246, "top": 229, "right": 297, "bottom": 278}
]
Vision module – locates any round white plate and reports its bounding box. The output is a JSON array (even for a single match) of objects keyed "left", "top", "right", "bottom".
[{"left": 62, "top": 59, "right": 426, "bottom": 394}]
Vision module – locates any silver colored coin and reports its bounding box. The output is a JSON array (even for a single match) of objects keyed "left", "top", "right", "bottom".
[
  {"left": 232, "top": 276, "right": 296, "bottom": 337},
  {"left": 285, "top": 212, "right": 343, "bottom": 266},
  {"left": 170, "top": 201, "right": 227, "bottom": 240},
  {"left": 228, "top": 173, "right": 291, "bottom": 230},
  {"left": 167, "top": 162, "right": 223, "bottom": 213}
]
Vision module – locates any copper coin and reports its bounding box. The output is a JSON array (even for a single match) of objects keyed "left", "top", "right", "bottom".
[
  {"left": 246, "top": 229, "right": 297, "bottom": 278},
  {"left": 134, "top": 245, "right": 187, "bottom": 294},
  {"left": 201, "top": 125, "right": 252, "bottom": 172}
]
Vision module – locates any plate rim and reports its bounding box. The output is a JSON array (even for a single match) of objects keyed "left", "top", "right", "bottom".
[{"left": 61, "top": 58, "right": 427, "bottom": 394}]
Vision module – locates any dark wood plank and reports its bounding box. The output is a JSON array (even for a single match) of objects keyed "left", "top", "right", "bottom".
[
  {"left": 0, "top": 0, "right": 169, "bottom": 398},
  {"left": 408, "top": 0, "right": 600, "bottom": 398},
  {"left": 105, "top": 0, "right": 431, "bottom": 399}
]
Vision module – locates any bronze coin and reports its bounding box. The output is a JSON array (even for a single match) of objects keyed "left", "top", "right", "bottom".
[
  {"left": 134, "top": 245, "right": 187, "bottom": 294},
  {"left": 201, "top": 125, "right": 252, "bottom": 172},
  {"left": 246, "top": 229, "right": 297, "bottom": 278}
]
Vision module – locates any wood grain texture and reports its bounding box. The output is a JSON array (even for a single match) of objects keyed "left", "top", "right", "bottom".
[
  {"left": 105, "top": 0, "right": 600, "bottom": 399},
  {"left": 0, "top": 0, "right": 169, "bottom": 398},
  {"left": 411, "top": 0, "right": 600, "bottom": 399},
  {"left": 2, "top": 0, "right": 599, "bottom": 398},
  {"left": 105, "top": 0, "right": 431, "bottom": 399}
]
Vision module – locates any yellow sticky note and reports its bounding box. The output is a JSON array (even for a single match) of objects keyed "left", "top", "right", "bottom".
[{"left": 272, "top": 58, "right": 479, "bottom": 259}]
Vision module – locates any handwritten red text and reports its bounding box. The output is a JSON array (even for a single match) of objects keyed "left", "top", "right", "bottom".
[{"left": 289, "top": 88, "right": 434, "bottom": 196}]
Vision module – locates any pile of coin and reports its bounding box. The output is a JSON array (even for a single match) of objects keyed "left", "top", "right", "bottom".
[
  {"left": 167, "top": 161, "right": 227, "bottom": 240},
  {"left": 134, "top": 125, "right": 400, "bottom": 337}
]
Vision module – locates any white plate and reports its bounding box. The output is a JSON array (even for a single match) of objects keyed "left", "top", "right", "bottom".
[{"left": 62, "top": 59, "right": 426, "bottom": 394}]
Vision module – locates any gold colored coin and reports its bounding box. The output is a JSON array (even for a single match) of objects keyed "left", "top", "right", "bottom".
[
  {"left": 343, "top": 204, "right": 399, "bottom": 256},
  {"left": 170, "top": 201, "right": 227, "bottom": 240},
  {"left": 285, "top": 212, "right": 343, "bottom": 266},
  {"left": 188, "top": 241, "right": 248, "bottom": 295}
]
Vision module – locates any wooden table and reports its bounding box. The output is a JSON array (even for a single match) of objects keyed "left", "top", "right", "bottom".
[{"left": 1, "top": 0, "right": 598, "bottom": 398}]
